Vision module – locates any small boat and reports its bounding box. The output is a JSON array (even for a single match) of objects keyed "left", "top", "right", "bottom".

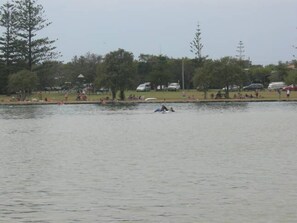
[{"left": 145, "top": 97, "right": 157, "bottom": 101}]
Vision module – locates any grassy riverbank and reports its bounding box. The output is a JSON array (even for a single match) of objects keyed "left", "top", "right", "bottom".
[{"left": 1, "top": 89, "right": 297, "bottom": 104}]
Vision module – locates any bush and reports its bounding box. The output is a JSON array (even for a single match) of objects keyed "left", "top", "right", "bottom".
[{"left": 8, "top": 70, "right": 38, "bottom": 100}]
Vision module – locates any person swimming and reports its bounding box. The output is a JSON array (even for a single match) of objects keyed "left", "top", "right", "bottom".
[
  {"left": 161, "top": 105, "right": 168, "bottom": 111},
  {"left": 154, "top": 105, "right": 167, "bottom": 112},
  {"left": 154, "top": 105, "right": 175, "bottom": 112}
]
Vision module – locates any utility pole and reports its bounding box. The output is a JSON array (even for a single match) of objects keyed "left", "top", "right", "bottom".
[{"left": 182, "top": 59, "right": 185, "bottom": 90}]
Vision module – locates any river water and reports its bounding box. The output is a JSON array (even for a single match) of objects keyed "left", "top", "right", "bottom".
[{"left": 0, "top": 102, "right": 297, "bottom": 222}]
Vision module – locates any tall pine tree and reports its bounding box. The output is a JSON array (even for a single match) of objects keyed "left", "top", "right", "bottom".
[
  {"left": 190, "top": 22, "right": 207, "bottom": 66},
  {"left": 13, "top": 0, "right": 59, "bottom": 71},
  {"left": 0, "top": 1, "right": 18, "bottom": 92}
]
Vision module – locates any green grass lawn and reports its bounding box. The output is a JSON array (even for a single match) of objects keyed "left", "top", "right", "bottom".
[{"left": 0, "top": 89, "right": 296, "bottom": 103}]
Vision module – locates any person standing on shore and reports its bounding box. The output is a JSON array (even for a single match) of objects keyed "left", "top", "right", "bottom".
[
  {"left": 38, "top": 92, "right": 42, "bottom": 101},
  {"left": 287, "top": 89, "right": 290, "bottom": 98},
  {"left": 277, "top": 89, "right": 281, "bottom": 99},
  {"left": 64, "top": 92, "right": 68, "bottom": 101}
]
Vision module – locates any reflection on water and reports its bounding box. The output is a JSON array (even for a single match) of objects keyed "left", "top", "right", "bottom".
[
  {"left": 0, "top": 105, "right": 47, "bottom": 119},
  {"left": 1, "top": 102, "right": 297, "bottom": 222},
  {"left": 193, "top": 102, "right": 249, "bottom": 113}
]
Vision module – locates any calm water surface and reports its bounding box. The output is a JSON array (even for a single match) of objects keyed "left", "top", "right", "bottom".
[{"left": 0, "top": 102, "right": 297, "bottom": 222}]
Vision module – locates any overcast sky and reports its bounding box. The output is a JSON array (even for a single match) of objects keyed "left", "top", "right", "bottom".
[{"left": 38, "top": 0, "right": 297, "bottom": 65}]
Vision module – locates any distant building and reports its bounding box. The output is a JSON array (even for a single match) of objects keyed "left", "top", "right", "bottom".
[{"left": 287, "top": 64, "right": 296, "bottom": 69}]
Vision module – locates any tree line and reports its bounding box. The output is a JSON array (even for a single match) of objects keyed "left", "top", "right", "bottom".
[{"left": 1, "top": 0, "right": 297, "bottom": 100}]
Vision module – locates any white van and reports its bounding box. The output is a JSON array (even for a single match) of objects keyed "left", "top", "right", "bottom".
[
  {"left": 136, "top": 82, "right": 151, "bottom": 92},
  {"left": 268, "top": 82, "right": 286, "bottom": 90}
]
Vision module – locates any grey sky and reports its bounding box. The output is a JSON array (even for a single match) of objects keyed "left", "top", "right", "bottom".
[{"left": 38, "top": 0, "right": 297, "bottom": 65}]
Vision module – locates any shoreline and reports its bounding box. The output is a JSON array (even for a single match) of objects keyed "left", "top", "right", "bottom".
[{"left": 1, "top": 98, "right": 297, "bottom": 106}]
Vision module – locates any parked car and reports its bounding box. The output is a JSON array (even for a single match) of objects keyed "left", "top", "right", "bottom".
[
  {"left": 268, "top": 82, "right": 286, "bottom": 90},
  {"left": 167, "top": 83, "right": 181, "bottom": 91},
  {"left": 96, "top": 87, "right": 110, "bottom": 93},
  {"left": 282, "top": 84, "right": 297, "bottom": 91},
  {"left": 44, "top": 86, "right": 52, "bottom": 91},
  {"left": 136, "top": 83, "right": 151, "bottom": 92},
  {"left": 222, "top": 85, "right": 240, "bottom": 91},
  {"left": 243, "top": 83, "right": 264, "bottom": 91}
]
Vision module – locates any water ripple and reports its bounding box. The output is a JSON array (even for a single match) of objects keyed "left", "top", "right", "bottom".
[{"left": 1, "top": 102, "right": 297, "bottom": 222}]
